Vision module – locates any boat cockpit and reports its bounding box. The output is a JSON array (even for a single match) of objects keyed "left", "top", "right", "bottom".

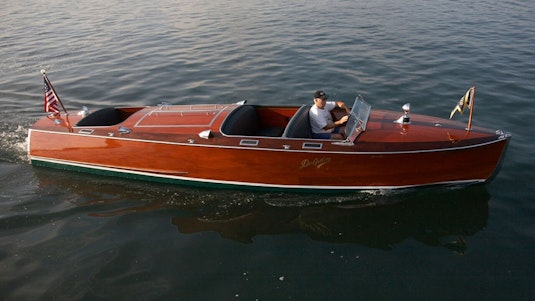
[{"left": 220, "top": 95, "right": 371, "bottom": 142}]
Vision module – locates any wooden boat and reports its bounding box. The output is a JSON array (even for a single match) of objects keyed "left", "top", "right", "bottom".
[{"left": 27, "top": 71, "right": 511, "bottom": 191}]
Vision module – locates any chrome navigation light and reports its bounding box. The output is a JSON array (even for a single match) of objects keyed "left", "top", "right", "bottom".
[{"left": 394, "top": 103, "right": 411, "bottom": 124}]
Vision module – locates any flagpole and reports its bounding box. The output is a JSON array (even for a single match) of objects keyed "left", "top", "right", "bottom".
[
  {"left": 41, "top": 69, "right": 72, "bottom": 132},
  {"left": 41, "top": 69, "right": 69, "bottom": 115},
  {"left": 466, "top": 86, "right": 476, "bottom": 131}
]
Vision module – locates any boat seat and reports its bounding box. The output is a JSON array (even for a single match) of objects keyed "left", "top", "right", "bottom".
[
  {"left": 221, "top": 105, "right": 260, "bottom": 136},
  {"left": 282, "top": 105, "right": 312, "bottom": 138},
  {"left": 76, "top": 108, "right": 123, "bottom": 126},
  {"left": 221, "top": 105, "right": 286, "bottom": 137}
]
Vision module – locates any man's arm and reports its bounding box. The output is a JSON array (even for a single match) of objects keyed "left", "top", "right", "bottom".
[
  {"left": 322, "top": 115, "right": 349, "bottom": 130},
  {"left": 335, "top": 101, "right": 351, "bottom": 114}
]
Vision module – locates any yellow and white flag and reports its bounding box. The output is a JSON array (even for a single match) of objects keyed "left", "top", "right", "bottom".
[{"left": 450, "top": 87, "right": 473, "bottom": 119}]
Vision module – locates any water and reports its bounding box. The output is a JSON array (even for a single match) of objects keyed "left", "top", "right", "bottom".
[{"left": 1, "top": 0, "right": 534, "bottom": 300}]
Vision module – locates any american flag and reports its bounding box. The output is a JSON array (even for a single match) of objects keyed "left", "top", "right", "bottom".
[{"left": 44, "top": 78, "right": 60, "bottom": 113}]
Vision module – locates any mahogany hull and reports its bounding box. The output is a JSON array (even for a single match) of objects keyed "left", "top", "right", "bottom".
[{"left": 28, "top": 124, "right": 509, "bottom": 190}]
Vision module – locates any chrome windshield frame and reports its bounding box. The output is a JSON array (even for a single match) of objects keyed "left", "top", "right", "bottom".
[{"left": 344, "top": 95, "right": 371, "bottom": 143}]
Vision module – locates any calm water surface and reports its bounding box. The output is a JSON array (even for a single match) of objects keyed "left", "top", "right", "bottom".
[{"left": 1, "top": 0, "right": 534, "bottom": 300}]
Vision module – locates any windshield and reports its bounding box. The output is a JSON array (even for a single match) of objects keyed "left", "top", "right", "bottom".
[{"left": 344, "top": 95, "right": 371, "bottom": 142}]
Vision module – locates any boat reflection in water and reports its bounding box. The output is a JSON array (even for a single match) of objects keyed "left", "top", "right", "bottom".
[
  {"left": 171, "top": 187, "right": 489, "bottom": 253},
  {"left": 34, "top": 167, "right": 489, "bottom": 253}
]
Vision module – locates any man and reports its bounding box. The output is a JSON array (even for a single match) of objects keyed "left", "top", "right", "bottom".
[{"left": 309, "top": 90, "right": 350, "bottom": 139}]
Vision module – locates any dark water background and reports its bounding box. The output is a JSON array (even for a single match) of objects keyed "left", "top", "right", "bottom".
[{"left": 1, "top": 0, "right": 534, "bottom": 300}]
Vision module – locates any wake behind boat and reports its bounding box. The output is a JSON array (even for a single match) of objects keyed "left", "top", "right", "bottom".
[{"left": 27, "top": 70, "right": 511, "bottom": 191}]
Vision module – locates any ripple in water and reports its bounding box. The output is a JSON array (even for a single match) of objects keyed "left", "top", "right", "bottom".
[{"left": 0, "top": 113, "right": 34, "bottom": 163}]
